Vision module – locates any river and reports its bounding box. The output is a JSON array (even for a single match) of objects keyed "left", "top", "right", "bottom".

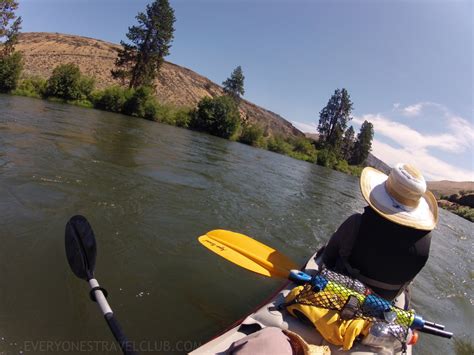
[{"left": 0, "top": 95, "right": 472, "bottom": 354}]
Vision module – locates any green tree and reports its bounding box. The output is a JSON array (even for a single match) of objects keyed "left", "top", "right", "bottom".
[
  {"left": 0, "top": 0, "right": 22, "bottom": 92},
  {"left": 112, "top": 0, "right": 175, "bottom": 88},
  {"left": 0, "top": 51, "right": 21, "bottom": 92},
  {"left": 351, "top": 120, "right": 374, "bottom": 165},
  {"left": 317, "top": 88, "right": 353, "bottom": 154},
  {"left": 190, "top": 95, "right": 240, "bottom": 138},
  {"left": 222, "top": 66, "right": 245, "bottom": 101},
  {"left": 341, "top": 126, "right": 355, "bottom": 161},
  {"left": 45, "top": 63, "right": 94, "bottom": 100},
  {"left": 0, "top": 0, "right": 22, "bottom": 56}
]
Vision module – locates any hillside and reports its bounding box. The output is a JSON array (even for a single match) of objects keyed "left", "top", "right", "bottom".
[
  {"left": 426, "top": 181, "right": 474, "bottom": 199},
  {"left": 16, "top": 32, "right": 302, "bottom": 138}
]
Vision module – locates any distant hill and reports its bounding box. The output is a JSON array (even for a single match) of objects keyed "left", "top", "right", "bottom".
[
  {"left": 16, "top": 32, "right": 303, "bottom": 138},
  {"left": 426, "top": 181, "right": 474, "bottom": 199}
]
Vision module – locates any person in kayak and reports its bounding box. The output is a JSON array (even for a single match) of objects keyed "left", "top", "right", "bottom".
[{"left": 321, "top": 163, "right": 438, "bottom": 302}]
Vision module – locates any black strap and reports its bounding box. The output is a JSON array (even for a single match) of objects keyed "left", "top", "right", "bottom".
[
  {"left": 340, "top": 295, "right": 360, "bottom": 320},
  {"left": 89, "top": 286, "right": 108, "bottom": 302}
]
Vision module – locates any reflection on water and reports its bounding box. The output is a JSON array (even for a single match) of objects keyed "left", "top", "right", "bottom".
[{"left": 0, "top": 95, "right": 472, "bottom": 354}]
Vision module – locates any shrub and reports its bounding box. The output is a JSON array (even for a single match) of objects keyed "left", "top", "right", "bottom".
[
  {"left": 122, "top": 86, "right": 155, "bottom": 118},
  {"left": 316, "top": 148, "right": 338, "bottom": 168},
  {"left": 69, "top": 99, "right": 93, "bottom": 108},
  {"left": 173, "top": 107, "right": 192, "bottom": 128},
  {"left": 347, "top": 165, "right": 363, "bottom": 177},
  {"left": 288, "top": 150, "right": 316, "bottom": 163},
  {"left": 267, "top": 136, "right": 293, "bottom": 155},
  {"left": 239, "top": 123, "right": 265, "bottom": 147},
  {"left": 0, "top": 52, "right": 23, "bottom": 93},
  {"left": 291, "top": 137, "right": 314, "bottom": 154},
  {"left": 143, "top": 99, "right": 161, "bottom": 121},
  {"left": 77, "top": 76, "right": 95, "bottom": 100},
  {"left": 190, "top": 95, "right": 240, "bottom": 138},
  {"left": 291, "top": 137, "right": 317, "bottom": 161},
  {"left": 12, "top": 76, "right": 46, "bottom": 98},
  {"left": 334, "top": 159, "right": 351, "bottom": 174},
  {"left": 144, "top": 104, "right": 192, "bottom": 127},
  {"left": 93, "top": 86, "right": 132, "bottom": 113},
  {"left": 45, "top": 63, "right": 94, "bottom": 100},
  {"left": 453, "top": 206, "right": 474, "bottom": 222}
]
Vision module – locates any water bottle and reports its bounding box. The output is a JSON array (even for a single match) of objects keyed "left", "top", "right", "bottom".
[{"left": 361, "top": 321, "right": 405, "bottom": 352}]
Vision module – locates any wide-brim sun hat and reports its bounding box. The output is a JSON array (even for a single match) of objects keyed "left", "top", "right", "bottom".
[{"left": 360, "top": 163, "right": 438, "bottom": 230}]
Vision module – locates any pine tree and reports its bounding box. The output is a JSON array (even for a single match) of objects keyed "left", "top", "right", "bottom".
[
  {"left": 341, "top": 126, "right": 355, "bottom": 161},
  {"left": 317, "top": 88, "right": 353, "bottom": 153},
  {"left": 222, "top": 66, "right": 245, "bottom": 102},
  {"left": 0, "top": 0, "right": 22, "bottom": 57},
  {"left": 112, "top": 0, "right": 175, "bottom": 88},
  {"left": 351, "top": 120, "right": 374, "bottom": 165}
]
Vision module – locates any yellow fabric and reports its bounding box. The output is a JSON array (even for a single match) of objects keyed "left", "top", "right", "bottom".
[{"left": 285, "top": 286, "right": 371, "bottom": 350}]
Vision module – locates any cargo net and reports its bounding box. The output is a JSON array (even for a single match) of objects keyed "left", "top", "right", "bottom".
[{"left": 292, "top": 268, "right": 413, "bottom": 344}]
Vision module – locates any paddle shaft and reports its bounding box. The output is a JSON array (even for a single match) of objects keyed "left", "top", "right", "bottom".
[
  {"left": 418, "top": 325, "right": 453, "bottom": 338},
  {"left": 89, "top": 279, "right": 137, "bottom": 355}
]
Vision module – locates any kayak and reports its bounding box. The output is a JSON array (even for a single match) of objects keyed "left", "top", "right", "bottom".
[{"left": 190, "top": 251, "right": 413, "bottom": 355}]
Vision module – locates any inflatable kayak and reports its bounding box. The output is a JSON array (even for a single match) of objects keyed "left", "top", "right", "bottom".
[{"left": 190, "top": 251, "right": 412, "bottom": 355}]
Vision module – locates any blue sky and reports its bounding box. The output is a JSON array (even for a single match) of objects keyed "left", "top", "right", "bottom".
[{"left": 18, "top": 0, "right": 473, "bottom": 181}]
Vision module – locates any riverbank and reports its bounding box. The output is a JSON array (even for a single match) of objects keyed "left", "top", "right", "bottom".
[
  {"left": 7, "top": 70, "right": 364, "bottom": 177},
  {"left": 437, "top": 192, "right": 474, "bottom": 222}
]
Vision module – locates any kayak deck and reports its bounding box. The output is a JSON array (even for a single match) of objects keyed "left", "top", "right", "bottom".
[{"left": 191, "top": 252, "right": 412, "bottom": 355}]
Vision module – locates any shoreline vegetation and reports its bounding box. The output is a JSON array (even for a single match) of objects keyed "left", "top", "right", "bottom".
[
  {"left": 437, "top": 190, "right": 474, "bottom": 222},
  {"left": 6, "top": 66, "right": 365, "bottom": 176}
]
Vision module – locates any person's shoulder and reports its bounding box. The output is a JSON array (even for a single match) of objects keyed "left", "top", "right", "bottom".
[{"left": 342, "top": 213, "right": 362, "bottom": 225}]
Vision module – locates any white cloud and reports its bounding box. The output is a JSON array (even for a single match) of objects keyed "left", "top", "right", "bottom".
[
  {"left": 372, "top": 139, "right": 473, "bottom": 181},
  {"left": 401, "top": 103, "right": 424, "bottom": 116},
  {"left": 353, "top": 104, "right": 474, "bottom": 181},
  {"left": 291, "top": 121, "right": 318, "bottom": 134},
  {"left": 353, "top": 114, "right": 468, "bottom": 154},
  {"left": 447, "top": 115, "right": 474, "bottom": 151}
]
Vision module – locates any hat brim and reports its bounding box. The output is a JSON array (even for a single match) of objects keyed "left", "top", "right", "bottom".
[{"left": 360, "top": 167, "right": 438, "bottom": 230}]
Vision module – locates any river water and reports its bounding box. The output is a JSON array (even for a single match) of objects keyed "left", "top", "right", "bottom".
[{"left": 0, "top": 95, "right": 472, "bottom": 354}]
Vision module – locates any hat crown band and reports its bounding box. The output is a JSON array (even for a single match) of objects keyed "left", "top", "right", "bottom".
[{"left": 385, "top": 164, "right": 427, "bottom": 208}]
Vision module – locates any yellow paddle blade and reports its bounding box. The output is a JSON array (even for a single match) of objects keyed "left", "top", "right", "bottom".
[
  {"left": 198, "top": 229, "right": 298, "bottom": 278},
  {"left": 198, "top": 235, "right": 275, "bottom": 277}
]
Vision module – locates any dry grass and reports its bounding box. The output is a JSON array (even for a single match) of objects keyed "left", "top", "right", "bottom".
[
  {"left": 427, "top": 181, "right": 474, "bottom": 198},
  {"left": 16, "top": 32, "right": 303, "bottom": 138}
]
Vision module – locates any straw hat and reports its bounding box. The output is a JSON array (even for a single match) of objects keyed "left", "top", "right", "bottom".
[{"left": 360, "top": 163, "right": 438, "bottom": 230}]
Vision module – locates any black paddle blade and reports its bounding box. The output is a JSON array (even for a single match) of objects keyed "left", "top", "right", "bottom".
[{"left": 65, "top": 215, "right": 97, "bottom": 281}]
